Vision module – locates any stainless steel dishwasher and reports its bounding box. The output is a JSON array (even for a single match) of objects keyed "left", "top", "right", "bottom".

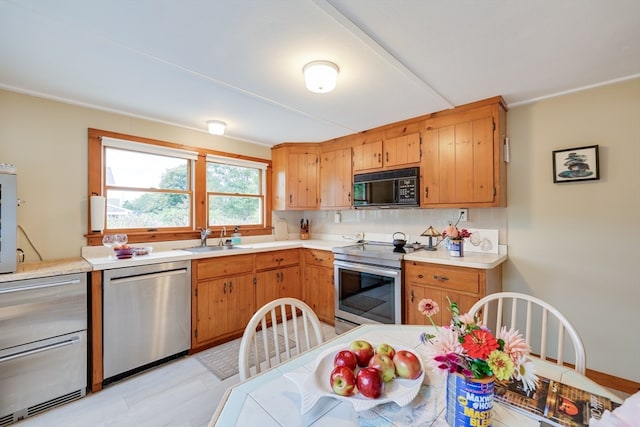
[{"left": 103, "top": 260, "right": 191, "bottom": 383}]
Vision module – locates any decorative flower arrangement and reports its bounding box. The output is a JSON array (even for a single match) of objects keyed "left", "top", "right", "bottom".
[
  {"left": 442, "top": 223, "right": 471, "bottom": 241},
  {"left": 418, "top": 297, "right": 538, "bottom": 392}
]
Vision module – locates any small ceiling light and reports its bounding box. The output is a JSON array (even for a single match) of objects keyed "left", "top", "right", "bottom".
[
  {"left": 207, "top": 120, "right": 226, "bottom": 135},
  {"left": 303, "top": 60, "right": 339, "bottom": 93}
]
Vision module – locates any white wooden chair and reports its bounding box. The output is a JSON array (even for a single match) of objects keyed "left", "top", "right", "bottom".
[
  {"left": 468, "top": 292, "right": 586, "bottom": 374},
  {"left": 238, "top": 297, "right": 324, "bottom": 381}
]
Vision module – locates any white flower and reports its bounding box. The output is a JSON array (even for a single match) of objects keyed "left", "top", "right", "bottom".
[{"left": 514, "top": 356, "right": 538, "bottom": 393}]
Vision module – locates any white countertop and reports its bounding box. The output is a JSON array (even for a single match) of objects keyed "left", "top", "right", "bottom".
[
  {"left": 82, "top": 239, "right": 507, "bottom": 271},
  {"left": 403, "top": 248, "right": 507, "bottom": 269}
]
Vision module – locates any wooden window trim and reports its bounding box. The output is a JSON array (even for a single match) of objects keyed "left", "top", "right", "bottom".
[{"left": 86, "top": 128, "right": 273, "bottom": 246}]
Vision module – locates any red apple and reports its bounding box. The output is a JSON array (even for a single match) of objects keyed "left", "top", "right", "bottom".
[
  {"left": 329, "top": 366, "right": 357, "bottom": 396},
  {"left": 356, "top": 367, "right": 384, "bottom": 399},
  {"left": 350, "top": 340, "right": 374, "bottom": 367},
  {"left": 375, "top": 343, "right": 396, "bottom": 359},
  {"left": 334, "top": 349, "right": 358, "bottom": 370},
  {"left": 368, "top": 354, "right": 396, "bottom": 382},
  {"left": 393, "top": 350, "right": 423, "bottom": 380}
]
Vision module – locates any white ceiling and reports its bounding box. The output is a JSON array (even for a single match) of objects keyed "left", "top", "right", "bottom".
[{"left": 1, "top": 0, "right": 638, "bottom": 147}]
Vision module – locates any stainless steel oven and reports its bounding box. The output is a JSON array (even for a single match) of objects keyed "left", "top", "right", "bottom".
[{"left": 333, "top": 242, "right": 423, "bottom": 334}]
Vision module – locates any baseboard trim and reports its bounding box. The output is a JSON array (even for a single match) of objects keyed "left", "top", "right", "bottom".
[{"left": 586, "top": 368, "right": 639, "bottom": 396}]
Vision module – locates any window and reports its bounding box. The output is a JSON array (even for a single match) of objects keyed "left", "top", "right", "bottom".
[
  {"left": 101, "top": 137, "right": 197, "bottom": 231},
  {"left": 87, "top": 128, "right": 272, "bottom": 245},
  {"left": 206, "top": 155, "right": 267, "bottom": 227}
]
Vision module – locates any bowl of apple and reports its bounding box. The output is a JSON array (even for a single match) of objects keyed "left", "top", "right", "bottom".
[{"left": 285, "top": 340, "right": 424, "bottom": 413}]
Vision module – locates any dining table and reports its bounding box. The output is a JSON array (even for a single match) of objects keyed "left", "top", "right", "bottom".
[{"left": 208, "top": 324, "right": 623, "bottom": 426}]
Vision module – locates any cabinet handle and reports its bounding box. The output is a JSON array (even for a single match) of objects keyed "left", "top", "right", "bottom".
[
  {"left": 410, "top": 290, "right": 414, "bottom": 302},
  {"left": 315, "top": 257, "right": 323, "bottom": 262},
  {"left": 386, "top": 152, "right": 389, "bottom": 162},
  {"left": 418, "top": 274, "right": 424, "bottom": 279},
  {"left": 229, "top": 280, "right": 233, "bottom": 293},
  {"left": 275, "top": 257, "right": 284, "bottom": 263},
  {"left": 289, "top": 194, "right": 293, "bottom": 203},
  {"left": 433, "top": 275, "right": 449, "bottom": 282},
  {"left": 377, "top": 153, "right": 382, "bottom": 164},
  {"left": 425, "top": 186, "right": 429, "bottom": 198},
  {"left": 223, "top": 282, "right": 227, "bottom": 294},
  {"left": 348, "top": 192, "right": 351, "bottom": 202}
]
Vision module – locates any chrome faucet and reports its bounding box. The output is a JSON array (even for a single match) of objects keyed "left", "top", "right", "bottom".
[
  {"left": 218, "top": 226, "right": 227, "bottom": 246},
  {"left": 199, "top": 227, "right": 211, "bottom": 247}
]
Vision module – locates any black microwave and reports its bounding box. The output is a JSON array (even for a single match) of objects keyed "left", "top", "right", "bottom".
[{"left": 353, "top": 167, "right": 419, "bottom": 208}]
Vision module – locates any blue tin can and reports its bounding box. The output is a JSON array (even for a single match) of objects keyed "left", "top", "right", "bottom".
[{"left": 446, "top": 372, "right": 494, "bottom": 427}]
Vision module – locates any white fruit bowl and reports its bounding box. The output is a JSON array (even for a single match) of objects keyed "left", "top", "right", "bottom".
[{"left": 284, "top": 343, "right": 424, "bottom": 414}]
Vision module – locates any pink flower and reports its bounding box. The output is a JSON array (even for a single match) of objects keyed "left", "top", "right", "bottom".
[
  {"left": 418, "top": 298, "right": 439, "bottom": 317},
  {"left": 498, "top": 326, "right": 531, "bottom": 364}
]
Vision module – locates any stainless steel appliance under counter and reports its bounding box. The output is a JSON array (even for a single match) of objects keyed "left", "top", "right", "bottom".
[
  {"left": 0, "top": 273, "right": 87, "bottom": 425},
  {"left": 102, "top": 260, "right": 191, "bottom": 383}
]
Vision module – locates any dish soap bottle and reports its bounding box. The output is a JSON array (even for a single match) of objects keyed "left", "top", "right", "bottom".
[{"left": 231, "top": 226, "right": 241, "bottom": 245}]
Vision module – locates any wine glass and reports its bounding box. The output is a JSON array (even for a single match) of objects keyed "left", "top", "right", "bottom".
[
  {"left": 114, "top": 234, "right": 128, "bottom": 248},
  {"left": 102, "top": 235, "right": 116, "bottom": 258}
]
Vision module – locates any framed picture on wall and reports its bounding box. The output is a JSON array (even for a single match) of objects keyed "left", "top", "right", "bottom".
[{"left": 552, "top": 145, "right": 600, "bottom": 183}]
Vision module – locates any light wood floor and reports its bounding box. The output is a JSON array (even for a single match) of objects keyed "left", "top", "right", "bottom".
[{"left": 15, "top": 322, "right": 337, "bottom": 427}]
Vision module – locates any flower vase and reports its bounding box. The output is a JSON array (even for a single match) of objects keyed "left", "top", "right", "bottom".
[
  {"left": 446, "top": 372, "right": 494, "bottom": 427},
  {"left": 448, "top": 239, "right": 464, "bottom": 257}
]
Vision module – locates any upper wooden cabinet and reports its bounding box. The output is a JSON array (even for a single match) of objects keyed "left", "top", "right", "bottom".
[
  {"left": 352, "top": 139, "right": 383, "bottom": 172},
  {"left": 351, "top": 133, "right": 421, "bottom": 173},
  {"left": 272, "top": 144, "right": 320, "bottom": 210},
  {"left": 421, "top": 98, "right": 507, "bottom": 207},
  {"left": 383, "top": 133, "right": 421, "bottom": 169},
  {"left": 320, "top": 146, "right": 352, "bottom": 209}
]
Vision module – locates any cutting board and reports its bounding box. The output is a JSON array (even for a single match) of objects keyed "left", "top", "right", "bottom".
[{"left": 274, "top": 219, "right": 288, "bottom": 241}]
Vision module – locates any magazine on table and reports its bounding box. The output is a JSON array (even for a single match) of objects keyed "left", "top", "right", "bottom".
[{"left": 493, "top": 374, "right": 621, "bottom": 427}]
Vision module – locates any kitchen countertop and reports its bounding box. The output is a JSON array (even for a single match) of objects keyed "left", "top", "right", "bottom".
[
  {"left": 403, "top": 248, "right": 507, "bottom": 269},
  {"left": 0, "top": 257, "right": 92, "bottom": 283},
  {"left": 82, "top": 239, "right": 353, "bottom": 271},
  {"left": 2, "top": 239, "right": 507, "bottom": 279}
]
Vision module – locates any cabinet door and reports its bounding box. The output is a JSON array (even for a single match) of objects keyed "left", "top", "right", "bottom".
[
  {"left": 384, "top": 133, "right": 421, "bottom": 168},
  {"left": 195, "top": 278, "right": 229, "bottom": 344},
  {"left": 255, "top": 266, "right": 300, "bottom": 308},
  {"left": 405, "top": 283, "right": 444, "bottom": 326},
  {"left": 421, "top": 106, "right": 497, "bottom": 206},
  {"left": 320, "top": 147, "right": 352, "bottom": 208},
  {"left": 353, "top": 140, "right": 383, "bottom": 172},
  {"left": 287, "top": 152, "right": 319, "bottom": 209},
  {"left": 226, "top": 273, "right": 255, "bottom": 333},
  {"left": 303, "top": 264, "right": 334, "bottom": 324}
]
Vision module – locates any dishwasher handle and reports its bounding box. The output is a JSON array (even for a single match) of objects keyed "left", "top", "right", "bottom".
[
  {"left": 0, "top": 279, "right": 81, "bottom": 295},
  {"left": 0, "top": 336, "right": 81, "bottom": 363},
  {"left": 108, "top": 268, "right": 189, "bottom": 285}
]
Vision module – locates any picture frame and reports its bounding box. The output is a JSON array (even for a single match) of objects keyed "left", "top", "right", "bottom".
[{"left": 552, "top": 145, "right": 599, "bottom": 183}]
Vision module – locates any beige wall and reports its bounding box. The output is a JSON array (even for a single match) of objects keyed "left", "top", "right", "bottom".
[
  {"left": 0, "top": 89, "right": 270, "bottom": 260},
  {"left": 506, "top": 78, "right": 640, "bottom": 382}
]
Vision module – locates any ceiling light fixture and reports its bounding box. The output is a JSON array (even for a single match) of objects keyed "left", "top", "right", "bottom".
[
  {"left": 207, "top": 120, "right": 226, "bottom": 135},
  {"left": 303, "top": 60, "right": 339, "bottom": 93}
]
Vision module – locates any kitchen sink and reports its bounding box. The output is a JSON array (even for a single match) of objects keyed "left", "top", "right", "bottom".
[{"left": 182, "top": 245, "right": 238, "bottom": 253}]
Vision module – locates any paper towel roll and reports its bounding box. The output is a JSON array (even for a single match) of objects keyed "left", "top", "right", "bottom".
[{"left": 90, "top": 195, "right": 106, "bottom": 232}]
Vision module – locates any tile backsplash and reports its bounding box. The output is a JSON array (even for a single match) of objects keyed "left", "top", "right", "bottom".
[{"left": 273, "top": 208, "right": 507, "bottom": 245}]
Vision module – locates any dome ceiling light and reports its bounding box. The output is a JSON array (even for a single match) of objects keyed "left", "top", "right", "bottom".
[
  {"left": 207, "top": 120, "right": 226, "bottom": 135},
  {"left": 303, "top": 60, "right": 339, "bottom": 93}
]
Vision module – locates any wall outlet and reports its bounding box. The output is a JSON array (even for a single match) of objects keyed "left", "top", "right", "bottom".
[{"left": 458, "top": 209, "right": 469, "bottom": 222}]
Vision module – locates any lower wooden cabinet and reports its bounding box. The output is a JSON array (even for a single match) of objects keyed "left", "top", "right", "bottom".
[
  {"left": 192, "top": 254, "right": 255, "bottom": 349},
  {"left": 255, "top": 249, "right": 301, "bottom": 309},
  {"left": 302, "top": 249, "right": 335, "bottom": 324},
  {"left": 404, "top": 261, "right": 502, "bottom": 326}
]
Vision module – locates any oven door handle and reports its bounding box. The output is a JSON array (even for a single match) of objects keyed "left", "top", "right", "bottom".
[{"left": 334, "top": 260, "right": 400, "bottom": 278}]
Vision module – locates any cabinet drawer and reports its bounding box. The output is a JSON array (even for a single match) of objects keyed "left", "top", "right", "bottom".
[
  {"left": 196, "top": 254, "right": 254, "bottom": 280},
  {"left": 255, "top": 249, "right": 300, "bottom": 270},
  {"left": 303, "top": 249, "right": 334, "bottom": 268},
  {"left": 405, "top": 262, "right": 480, "bottom": 294}
]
